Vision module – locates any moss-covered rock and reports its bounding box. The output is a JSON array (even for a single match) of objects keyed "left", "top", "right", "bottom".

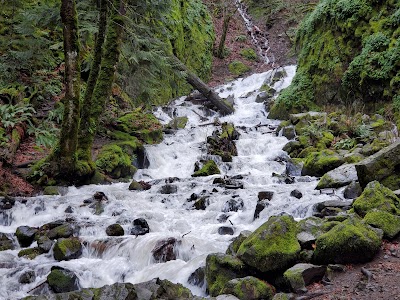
[
  {"left": 316, "top": 164, "right": 358, "bottom": 189},
  {"left": 229, "top": 60, "right": 251, "bottom": 76},
  {"left": 0, "top": 233, "right": 14, "bottom": 251},
  {"left": 207, "top": 123, "right": 239, "bottom": 162},
  {"left": 283, "top": 263, "right": 326, "bottom": 292},
  {"left": 166, "top": 116, "right": 188, "bottom": 130},
  {"left": 53, "top": 238, "right": 83, "bottom": 261},
  {"left": 106, "top": 224, "right": 124, "bottom": 236},
  {"left": 18, "top": 247, "right": 42, "bottom": 260},
  {"left": 43, "top": 186, "right": 61, "bottom": 195},
  {"left": 95, "top": 144, "right": 137, "bottom": 179},
  {"left": 221, "top": 276, "right": 275, "bottom": 300},
  {"left": 363, "top": 210, "right": 400, "bottom": 239},
  {"left": 226, "top": 230, "right": 252, "bottom": 256},
  {"left": 313, "top": 217, "right": 381, "bottom": 264},
  {"left": 352, "top": 181, "right": 400, "bottom": 217},
  {"left": 192, "top": 160, "right": 220, "bottom": 177},
  {"left": 205, "top": 253, "right": 247, "bottom": 297},
  {"left": 270, "top": 0, "right": 400, "bottom": 116},
  {"left": 47, "top": 267, "right": 80, "bottom": 293},
  {"left": 237, "top": 215, "right": 301, "bottom": 273},
  {"left": 240, "top": 48, "right": 258, "bottom": 61},
  {"left": 46, "top": 223, "right": 74, "bottom": 240},
  {"left": 301, "top": 150, "right": 344, "bottom": 177},
  {"left": 16, "top": 226, "right": 38, "bottom": 248}
]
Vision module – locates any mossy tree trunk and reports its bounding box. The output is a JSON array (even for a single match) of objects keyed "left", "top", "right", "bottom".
[
  {"left": 215, "top": 2, "right": 236, "bottom": 59},
  {"left": 77, "top": 0, "right": 125, "bottom": 164},
  {"left": 78, "top": 0, "right": 108, "bottom": 161},
  {"left": 57, "top": 0, "right": 81, "bottom": 176},
  {"left": 172, "top": 56, "right": 234, "bottom": 115}
]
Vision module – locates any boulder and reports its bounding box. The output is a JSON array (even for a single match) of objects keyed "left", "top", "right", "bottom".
[
  {"left": 363, "top": 210, "right": 400, "bottom": 239},
  {"left": 188, "top": 266, "right": 205, "bottom": 287},
  {"left": 272, "top": 293, "right": 295, "bottom": 300},
  {"left": 130, "top": 218, "right": 150, "bottom": 236},
  {"left": 343, "top": 181, "right": 362, "bottom": 199},
  {"left": 192, "top": 160, "right": 220, "bottom": 177},
  {"left": 356, "top": 141, "right": 400, "bottom": 189},
  {"left": 352, "top": 181, "right": 400, "bottom": 217},
  {"left": 152, "top": 237, "right": 180, "bottom": 262},
  {"left": 37, "top": 236, "right": 54, "bottom": 253},
  {"left": 18, "top": 247, "right": 42, "bottom": 260},
  {"left": 296, "top": 217, "right": 324, "bottom": 249},
  {"left": 47, "top": 223, "right": 74, "bottom": 240},
  {"left": 129, "top": 180, "right": 148, "bottom": 191},
  {"left": 19, "top": 270, "right": 36, "bottom": 284},
  {"left": 0, "top": 196, "right": 15, "bottom": 210},
  {"left": 166, "top": 116, "right": 188, "bottom": 130},
  {"left": 106, "top": 224, "right": 124, "bottom": 236},
  {"left": 226, "top": 230, "right": 252, "bottom": 255},
  {"left": 283, "top": 263, "right": 326, "bottom": 292},
  {"left": 53, "top": 238, "right": 83, "bottom": 261},
  {"left": 0, "top": 233, "right": 14, "bottom": 251},
  {"left": 193, "top": 197, "right": 209, "bottom": 210},
  {"left": 159, "top": 184, "right": 178, "bottom": 194},
  {"left": 313, "top": 218, "right": 381, "bottom": 264},
  {"left": 301, "top": 150, "right": 345, "bottom": 177},
  {"left": 205, "top": 253, "right": 247, "bottom": 296},
  {"left": 314, "top": 200, "right": 354, "bottom": 213},
  {"left": 47, "top": 267, "right": 80, "bottom": 293},
  {"left": 221, "top": 276, "right": 275, "bottom": 300},
  {"left": 253, "top": 200, "right": 270, "bottom": 220},
  {"left": 218, "top": 227, "right": 234, "bottom": 235},
  {"left": 222, "top": 198, "right": 244, "bottom": 212},
  {"left": 258, "top": 191, "right": 274, "bottom": 201},
  {"left": 16, "top": 226, "right": 38, "bottom": 247},
  {"left": 237, "top": 215, "right": 301, "bottom": 273},
  {"left": 316, "top": 164, "right": 358, "bottom": 189},
  {"left": 290, "top": 190, "right": 302, "bottom": 199}
]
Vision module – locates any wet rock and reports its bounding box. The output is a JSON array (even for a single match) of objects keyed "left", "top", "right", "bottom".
[
  {"left": 285, "top": 160, "right": 303, "bottom": 177},
  {"left": 129, "top": 180, "right": 151, "bottom": 191},
  {"left": 188, "top": 266, "right": 205, "bottom": 287},
  {"left": 218, "top": 226, "right": 234, "bottom": 235},
  {"left": 316, "top": 164, "right": 358, "bottom": 189},
  {"left": 258, "top": 191, "right": 274, "bottom": 201},
  {"left": 205, "top": 253, "right": 247, "bottom": 297},
  {"left": 221, "top": 276, "right": 276, "bottom": 300},
  {"left": 64, "top": 206, "right": 74, "bottom": 213},
  {"left": 19, "top": 270, "right": 36, "bottom": 284},
  {"left": 37, "top": 236, "right": 54, "bottom": 253},
  {"left": 222, "top": 198, "right": 244, "bottom": 212},
  {"left": 213, "top": 177, "right": 226, "bottom": 184},
  {"left": 301, "top": 150, "right": 345, "bottom": 177},
  {"left": 281, "top": 126, "right": 296, "bottom": 140},
  {"left": 282, "top": 141, "right": 302, "bottom": 155},
  {"left": 47, "top": 223, "right": 74, "bottom": 240},
  {"left": 53, "top": 238, "right": 83, "bottom": 261},
  {"left": 226, "top": 230, "right": 252, "bottom": 255},
  {"left": 0, "top": 233, "right": 14, "bottom": 251},
  {"left": 130, "top": 218, "right": 150, "bottom": 236},
  {"left": 283, "top": 263, "right": 326, "bottom": 293},
  {"left": 313, "top": 217, "right": 381, "bottom": 264},
  {"left": 193, "top": 197, "right": 209, "bottom": 210},
  {"left": 224, "top": 179, "right": 244, "bottom": 190},
  {"left": 188, "top": 193, "right": 198, "bottom": 202},
  {"left": 192, "top": 160, "right": 221, "bottom": 177},
  {"left": 159, "top": 184, "right": 178, "bottom": 194},
  {"left": 93, "top": 191, "right": 108, "bottom": 201},
  {"left": 106, "top": 224, "right": 124, "bottom": 236},
  {"left": 290, "top": 190, "right": 302, "bottom": 199},
  {"left": 43, "top": 186, "right": 62, "bottom": 196},
  {"left": 166, "top": 116, "right": 188, "bottom": 130},
  {"left": 237, "top": 215, "right": 300, "bottom": 273},
  {"left": 254, "top": 200, "right": 270, "bottom": 220},
  {"left": 152, "top": 237, "right": 180, "bottom": 262},
  {"left": 18, "top": 247, "right": 42, "bottom": 259},
  {"left": 47, "top": 266, "right": 80, "bottom": 293},
  {"left": 343, "top": 181, "right": 362, "bottom": 199},
  {"left": 0, "top": 196, "right": 15, "bottom": 210},
  {"left": 217, "top": 214, "right": 229, "bottom": 223},
  {"left": 272, "top": 172, "right": 295, "bottom": 184},
  {"left": 314, "top": 200, "right": 353, "bottom": 214},
  {"left": 296, "top": 217, "right": 325, "bottom": 249},
  {"left": 353, "top": 181, "right": 400, "bottom": 217},
  {"left": 16, "top": 226, "right": 38, "bottom": 247}
]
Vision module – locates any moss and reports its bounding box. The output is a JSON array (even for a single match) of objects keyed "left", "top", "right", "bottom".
[
  {"left": 53, "top": 238, "right": 82, "bottom": 261},
  {"left": 353, "top": 181, "right": 400, "bottom": 217},
  {"left": 313, "top": 217, "right": 382, "bottom": 264},
  {"left": 221, "top": 276, "right": 275, "bottom": 300},
  {"left": 364, "top": 210, "right": 400, "bottom": 239},
  {"left": 283, "top": 268, "right": 305, "bottom": 291},
  {"left": 192, "top": 160, "right": 220, "bottom": 177},
  {"left": 240, "top": 48, "right": 258, "bottom": 61},
  {"left": 302, "top": 150, "right": 344, "bottom": 177},
  {"left": 237, "top": 215, "right": 300, "bottom": 273},
  {"left": 95, "top": 144, "right": 137, "bottom": 179},
  {"left": 18, "top": 247, "right": 41, "bottom": 260},
  {"left": 43, "top": 186, "right": 60, "bottom": 196},
  {"left": 228, "top": 60, "right": 251, "bottom": 76},
  {"left": 381, "top": 174, "right": 400, "bottom": 191},
  {"left": 166, "top": 116, "right": 188, "bottom": 130}
]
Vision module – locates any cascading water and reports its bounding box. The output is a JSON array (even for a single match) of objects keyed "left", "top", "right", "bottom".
[{"left": 0, "top": 67, "right": 338, "bottom": 299}]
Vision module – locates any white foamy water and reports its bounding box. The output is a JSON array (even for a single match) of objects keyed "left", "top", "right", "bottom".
[{"left": 0, "top": 66, "right": 336, "bottom": 299}]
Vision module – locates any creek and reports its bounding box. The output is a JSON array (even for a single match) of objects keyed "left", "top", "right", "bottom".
[{"left": 0, "top": 67, "right": 338, "bottom": 299}]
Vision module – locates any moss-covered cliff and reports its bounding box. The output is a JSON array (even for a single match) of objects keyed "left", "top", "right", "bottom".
[{"left": 269, "top": 0, "right": 400, "bottom": 119}]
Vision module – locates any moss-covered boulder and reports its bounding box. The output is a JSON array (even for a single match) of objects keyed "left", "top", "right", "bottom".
[
  {"left": 205, "top": 253, "right": 247, "bottom": 297},
  {"left": 283, "top": 263, "right": 326, "bottom": 292},
  {"left": 352, "top": 181, "right": 400, "bottom": 217},
  {"left": 47, "top": 223, "right": 74, "bottom": 240},
  {"left": 18, "top": 247, "right": 42, "bottom": 260},
  {"left": 53, "top": 238, "right": 83, "bottom": 261},
  {"left": 116, "top": 111, "right": 163, "bottom": 144},
  {"left": 47, "top": 267, "right": 80, "bottom": 293},
  {"left": 226, "top": 230, "right": 252, "bottom": 256},
  {"left": 270, "top": 0, "right": 400, "bottom": 116},
  {"left": 166, "top": 116, "right": 188, "bottom": 130},
  {"left": 192, "top": 160, "right": 220, "bottom": 177},
  {"left": 0, "top": 233, "right": 14, "bottom": 251},
  {"left": 207, "top": 123, "right": 239, "bottom": 162},
  {"left": 301, "top": 150, "right": 344, "bottom": 177},
  {"left": 356, "top": 141, "right": 400, "bottom": 189},
  {"left": 316, "top": 164, "right": 358, "bottom": 189},
  {"left": 313, "top": 218, "right": 382, "bottom": 264},
  {"left": 95, "top": 144, "right": 137, "bottom": 179},
  {"left": 221, "top": 276, "right": 275, "bottom": 300},
  {"left": 237, "top": 215, "right": 300, "bottom": 273},
  {"left": 16, "top": 226, "right": 38, "bottom": 248},
  {"left": 106, "top": 224, "right": 124, "bottom": 236},
  {"left": 240, "top": 48, "right": 258, "bottom": 61},
  {"left": 363, "top": 210, "right": 400, "bottom": 239},
  {"left": 229, "top": 60, "right": 251, "bottom": 76}
]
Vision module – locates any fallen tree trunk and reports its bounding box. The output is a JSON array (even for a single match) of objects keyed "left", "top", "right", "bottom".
[
  {"left": 172, "top": 56, "right": 234, "bottom": 115},
  {"left": 0, "top": 126, "right": 25, "bottom": 165}
]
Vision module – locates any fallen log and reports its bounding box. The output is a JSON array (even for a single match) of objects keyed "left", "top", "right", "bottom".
[
  {"left": 172, "top": 56, "right": 235, "bottom": 115},
  {"left": 0, "top": 125, "right": 25, "bottom": 165}
]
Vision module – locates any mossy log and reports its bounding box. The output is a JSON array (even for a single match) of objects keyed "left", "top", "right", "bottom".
[
  {"left": 0, "top": 126, "right": 24, "bottom": 164},
  {"left": 172, "top": 56, "right": 234, "bottom": 115}
]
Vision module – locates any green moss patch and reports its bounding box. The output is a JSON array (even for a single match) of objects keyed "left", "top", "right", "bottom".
[
  {"left": 240, "top": 48, "right": 258, "bottom": 61},
  {"left": 192, "top": 160, "right": 220, "bottom": 177},
  {"left": 364, "top": 210, "right": 400, "bottom": 239},
  {"left": 95, "top": 144, "right": 137, "bottom": 179},
  {"left": 228, "top": 60, "right": 251, "bottom": 76}
]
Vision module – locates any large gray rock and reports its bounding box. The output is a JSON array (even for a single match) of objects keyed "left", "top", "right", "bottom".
[
  {"left": 316, "top": 164, "right": 358, "bottom": 189},
  {"left": 356, "top": 141, "right": 400, "bottom": 189},
  {"left": 283, "top": 263, "right": 326, "bottom": 292},
  {"left": 16, "top": 226, "right": 38, "bottom": 247}
]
